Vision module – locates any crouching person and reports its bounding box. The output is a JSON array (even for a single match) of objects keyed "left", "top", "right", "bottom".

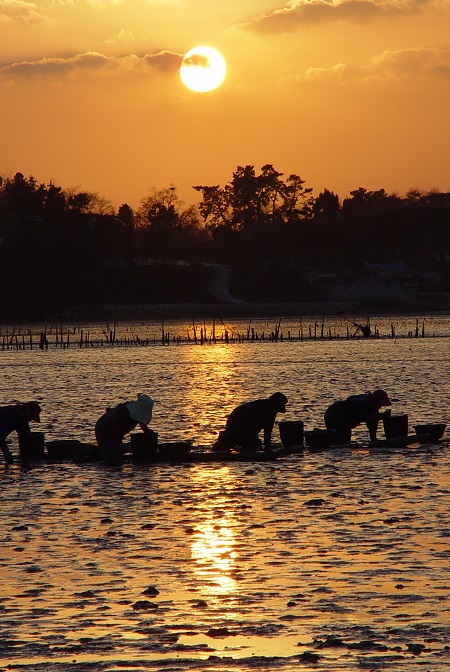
[
  {"left": 213, "top": 392, "right": 288, "bottom": 453},
  {"left": 95, "top": 393, "right": 156, "bottom": 464},
  {"left": 324, "top": 389, "right": 392, "bottom": 444},
  {"left": 0, "top": 401, "right": 42, "bottom": 464}
]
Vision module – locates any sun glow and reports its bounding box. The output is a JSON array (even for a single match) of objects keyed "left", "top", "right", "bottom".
[
  {"left": 191, "top": 518, "right": 237, "bottom": 595},
  {"left": 188, "top": 466, "right": 239, "bottom": 602},
  {"left": 180, "top": 46, "right": 226, "bottom": 92}
]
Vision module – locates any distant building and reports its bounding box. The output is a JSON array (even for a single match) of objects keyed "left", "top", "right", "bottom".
[
  {"left": 316, "top": 276, "right": 416, "bottom": 304},
  {"left": 309, "top": 263, "right": 420, "bottom": 305},
  {"left": 434, "top": 250, "right": 450, "bottom": 264}
]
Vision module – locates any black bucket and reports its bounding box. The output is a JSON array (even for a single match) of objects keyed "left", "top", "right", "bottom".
[
  {"left": 131, "top": 431, "right": 158, "bottom": 460},
  {"left": 383, "top": 414, "right": 408, "bottom": 440},
  {"left": 19, "top": 431, "right": 45, "bottom": 459},
  {"left": 279, "top": 421, "right": 304, "bottom": 448}
]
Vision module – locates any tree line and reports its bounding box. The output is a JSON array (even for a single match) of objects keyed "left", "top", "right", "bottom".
[{"left": 0, "top": 167, "right": 448, "bottom": 317}]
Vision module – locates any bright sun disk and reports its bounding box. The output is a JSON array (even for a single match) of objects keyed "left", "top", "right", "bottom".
[{"left": 180, "top": 46, "right": 226, "bottom": 93}]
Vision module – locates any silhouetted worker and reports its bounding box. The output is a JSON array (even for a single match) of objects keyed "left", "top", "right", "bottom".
[
  {"left": 213, "top": 392, "right": 288, "bottom": 452},
  {"left": 353, "top": 321, "right": 371, "bottom": 337},
  {"left": 324, "top": 389, "right": 392, "bottom": 444},
  {"left": 95, "top": 393, "right": 156, "bottom": 464},
  {"left": 0, "top": 401, "right": 42, "bottom": 464}
]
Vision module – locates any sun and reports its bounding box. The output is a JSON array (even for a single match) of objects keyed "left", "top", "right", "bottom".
[{"left": 180, "top": 46, "right": 226, "bottom": 93}]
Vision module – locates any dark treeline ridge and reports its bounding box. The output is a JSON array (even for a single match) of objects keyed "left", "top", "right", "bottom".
[{"left": 0, "top": 166, "right": 449, "bottom": 319}]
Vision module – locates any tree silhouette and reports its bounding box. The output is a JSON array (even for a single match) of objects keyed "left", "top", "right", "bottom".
[
  {"left": 136, "top": 186, "right": 206, "bottom": 262},
  {"left": 0, "top": 169, "right": 448, "bottom": 316},
  {"left": 313, "top": 189, "right": 340, "bottom": 217}
]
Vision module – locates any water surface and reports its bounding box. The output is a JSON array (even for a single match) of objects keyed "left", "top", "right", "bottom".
[{"left": 1, "top": 316, "right": 449, "bottom": 671}]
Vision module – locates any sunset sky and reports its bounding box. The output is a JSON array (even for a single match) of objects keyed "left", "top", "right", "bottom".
[{"left": 1, "top": 0, "right": 449, "bottom": 210}]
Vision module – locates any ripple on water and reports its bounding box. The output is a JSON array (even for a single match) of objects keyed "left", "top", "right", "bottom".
[{"left": 1, "top": 329, "right": 450, "bottom": 671}]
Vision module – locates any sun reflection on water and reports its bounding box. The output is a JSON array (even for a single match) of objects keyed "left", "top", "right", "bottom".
[
  {"left": 173, "top": 344, "right": 246, "bottom": 445},
  {"left": 188, "top": 466, "right": 239, "bottom": 603},
  {"left": 191, "top": 518, "right": 237, "bottom": 593}
]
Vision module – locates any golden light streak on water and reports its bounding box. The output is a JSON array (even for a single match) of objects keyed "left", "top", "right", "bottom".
[
  {"left": 0, "top": 318, "right": 449, "bottom": 670},
  {"left": 191, "top": 519, "right": 238, "bottom": 595},
  {"left": 189, "top": 466, "right": 239, "bottom": 601}
]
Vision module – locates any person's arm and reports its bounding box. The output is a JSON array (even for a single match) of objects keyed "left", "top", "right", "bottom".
[
  {"left": 138, "top": 422, "right": 151, "bottom": 435},
  {"left": 263, "top": 413, "right": 276, "bottom": 450},
  {"left": 0, "top": 436, "right": 14, "bottom": 463},
  {"left": 0, "top": 411, "right": 16, "bottom": 462},
  {"left": 366, "top": 420, "right": 378, "bottom": 442},
  {"left": 366, "top": 412, "right": 382, "bottom": 442},
  {"left": 16, "top": 419, "right": 32, "bottom": 444}
]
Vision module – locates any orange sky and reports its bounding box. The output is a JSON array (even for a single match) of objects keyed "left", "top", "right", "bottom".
[{"left": 1, "top": 0, "right": 449, "bottom": 210}]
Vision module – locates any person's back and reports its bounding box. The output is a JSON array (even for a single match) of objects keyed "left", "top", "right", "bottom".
[
  {"left": 215, "top": 392, "right": 287, "bottom": 452},
  {"left": 0, "top": 402, "right": 41, "bottom": 463},
  {"left": 340, "top": 394, "right": 373, "bottom": 427},
  {"left": 325, "top": 390, "right": 391, "bottom": 443},
  {"left": 95, "top": 393, "right": 155, "bottom": 464},
  {"left": 0, "top": 405, "right": 22, "bottom": 440},
  {"left": 96, "top": 403, "right": 136, "bottom": 438},
  {"left": 225, "top": 399, "right": 270, "bottom": 434}
]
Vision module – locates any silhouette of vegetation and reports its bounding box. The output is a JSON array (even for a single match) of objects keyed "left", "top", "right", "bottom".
[
  {"left": 193, "top": 164, "right": 314, "bottom": 263},
  {"left": 135, "top": 186, "right": 208, "bottom": 263},
  {"left": 0, "top": 168, "right": 448, "bottom": 319}
]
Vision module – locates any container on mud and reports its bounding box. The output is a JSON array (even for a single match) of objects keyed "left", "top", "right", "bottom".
[
  {"left": 157, "top": 442, "right": 192, "bottom": 459},
  {"left": 46, "top": 439, "right": 83, "bottom": 460},
  {"left": 278, "top": 420, "right": 304, "bottom": 448},
  {"left": 19, "top": 431, "right": 45, "bottom": 459},
  {"left": 304, "top": 428, "right": 336, "bottom": 449},
  {"left": 414, "top": 423, "right": 446, "bottom": 443},
  {"left": 383, "top": 414, "right": 408, "bottom": 440},
  {"left": 131, "top": 431, "right": 158, "bottom": 460}
]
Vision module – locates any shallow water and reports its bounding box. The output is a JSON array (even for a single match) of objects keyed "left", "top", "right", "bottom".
[{"left": 1, "top": 316, "right": 449, "bottom": 671}]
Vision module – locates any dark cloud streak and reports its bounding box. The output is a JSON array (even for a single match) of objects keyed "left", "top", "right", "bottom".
[
  {"left": 0, "top": 50, "right": 183, "bottom": 81},
  {"left": 182, "top": 54, "right": 210, "bottom": 68},
  {"left": 243, "top": 0, "right": 435, "bottom": 34}
]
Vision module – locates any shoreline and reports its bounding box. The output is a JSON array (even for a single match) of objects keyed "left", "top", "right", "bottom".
[
  {"left": 101, "top": 297, "right": 450, "bottom": 320},
  {"left": 60, "top": 301, "right": 450, "bottom": 322},
  {"left": 2, "top": 296, "right": 448, "bottom": 324}
]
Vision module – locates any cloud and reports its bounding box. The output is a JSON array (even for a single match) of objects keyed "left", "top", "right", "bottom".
[
  {"left": 0, "top": 0, "right": 52, "bottom": 24},
  {"left": 301, "top": 62, "right": 348, "bottom": 81},
  {"left": 0, "top": 0, "right": 181, "bottom": 14},
  {"left": 182, "top": 53, "right": 210, "bottom": 68},
  {"left": 243, "top": 0, "right": 438, "bottom": 34},
  {"left": 367, "top": 46, "right": 450, "bottom": 79},
  {"left": 298, "top": 47, "right": 450, "bottom": 81},
  {"left": 0, "top": 50, "right": 183, "bottom": 81},
  {"left": 75, "top": 0, "right": 181, "bottom": 7},
  {"left": 103, "top": 29, "right": 136, "bottom": 46}
]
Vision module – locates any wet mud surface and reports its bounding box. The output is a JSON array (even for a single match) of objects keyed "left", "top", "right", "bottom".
[
  {"left": 1, "top": 326, "right": 449, "bottom": 671},
  {"left": 1, "top": 442, "right": 450, "bottom": 671}
]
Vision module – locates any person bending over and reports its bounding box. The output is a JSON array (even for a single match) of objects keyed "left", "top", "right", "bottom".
[
  {"left": 324, "top": 389, "right": 392, "bottom": 444},
  {"left": 213, "top": 392, "right": 288, "bottom": 453},
  {"left": 95, "top": 393, "right": 156, "bottom": 464},
  {"left": 0, "top": 401, "right": 42, "bottom": 464}
]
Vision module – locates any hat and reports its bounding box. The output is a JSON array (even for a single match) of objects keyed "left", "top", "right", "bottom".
[
  {"left": 126, "top": 394, "right": 154, "bottom": 424},
  {"left": 371, "top": 389, "right": 391, "bottom": 406},
  {"left": 269, "top": 392, "right": 288, "bottom": 412}
]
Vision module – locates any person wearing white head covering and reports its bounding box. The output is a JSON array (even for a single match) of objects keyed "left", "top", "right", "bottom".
[{"left": 95, "top": 393, "right": 156, "bottom": 464}]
